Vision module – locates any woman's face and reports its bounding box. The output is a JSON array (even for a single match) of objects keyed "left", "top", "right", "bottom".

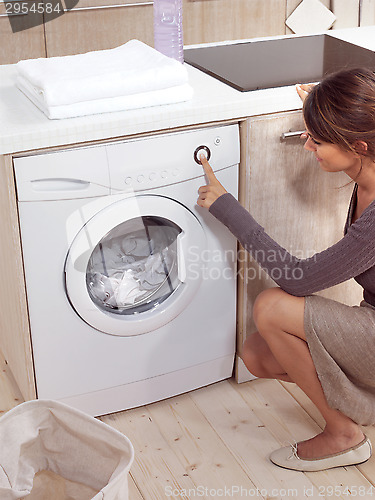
[{"left": 303, "top": 131, "right": 360, "bottom": 176}]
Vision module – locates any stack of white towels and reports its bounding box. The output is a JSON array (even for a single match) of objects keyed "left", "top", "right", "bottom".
[{"left": 16, "top": 39, "right": 193, "bottom": 120}]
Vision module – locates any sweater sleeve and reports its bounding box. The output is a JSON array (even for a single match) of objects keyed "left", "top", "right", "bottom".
[{"left": 209, "top": 193, "right": 375, "bottom": 296}]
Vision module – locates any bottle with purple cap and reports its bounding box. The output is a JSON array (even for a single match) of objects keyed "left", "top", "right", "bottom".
[{"left": 153, "top": 0, "right": 184, "bottom": 63}]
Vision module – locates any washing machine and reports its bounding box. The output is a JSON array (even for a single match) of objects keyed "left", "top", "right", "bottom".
[{"left": 13, "top": 124, "right": 239, "bottom": 416}]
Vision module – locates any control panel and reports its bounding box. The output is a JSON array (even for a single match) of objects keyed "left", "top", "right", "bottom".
[{"left": 106, "top": 125, "right": 239, "bottom": 193}]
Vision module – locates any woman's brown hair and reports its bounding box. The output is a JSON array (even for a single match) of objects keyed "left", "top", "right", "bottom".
[{"left": 303, "top": 68, "right": 375, "bottom": 161}]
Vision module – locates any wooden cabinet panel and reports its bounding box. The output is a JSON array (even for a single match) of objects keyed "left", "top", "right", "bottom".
[
  {"left": 361, "top": 0, "right": 375, "bottom": 26},
  {"left": 183, "top": 0, "right": 287, "bottom": 45},
  {"left": 45, "top": 0, "right": 288, "bottom": 58},
  {"left": 44, "top": 3, "right": 154, "bottom": 56},
  {"left": 331, "top": 0, "right": 360, "bottom": 29},
  {"left": 0, "top": 0, "right": 366, "bottom": 63},
  {"left": 0, "top": 10, "right": 45, "bottom": 64},
  {"left": 0, "top": 155, "right": 35, "bottom": 401},
  {"left": 236, "top": 111, "right": 363, "bottom": 382}
]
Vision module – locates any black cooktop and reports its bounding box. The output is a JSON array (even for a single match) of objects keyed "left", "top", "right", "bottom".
[{"left": 184, "top": 34, "right": 375, "bottom": 92}]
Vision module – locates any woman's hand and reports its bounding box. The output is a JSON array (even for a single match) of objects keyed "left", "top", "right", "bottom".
[
  {"left": 197, "top": 154, "right": 227, "bottom": 209},
  {"left": 296, "top": 83, "right": 316, "bottom": 102}
]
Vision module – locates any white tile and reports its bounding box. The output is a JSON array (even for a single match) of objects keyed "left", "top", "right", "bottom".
[{"left": 286, "top": 0, "right": 336, "bottom": 34}]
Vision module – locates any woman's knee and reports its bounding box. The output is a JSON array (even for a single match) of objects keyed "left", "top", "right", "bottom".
[{"left": 253, "top": 287, "right": 306, "bottom": 341}]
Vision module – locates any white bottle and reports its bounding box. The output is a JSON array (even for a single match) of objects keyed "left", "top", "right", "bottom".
[{"left": 153, "top": 0, "right": 184, "bottom": 63}]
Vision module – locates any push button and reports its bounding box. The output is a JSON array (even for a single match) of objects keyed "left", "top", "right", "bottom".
[{"left": 194, "top": 145, "right": 211, "bottom": 164}]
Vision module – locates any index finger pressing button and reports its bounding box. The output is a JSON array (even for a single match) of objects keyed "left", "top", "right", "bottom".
[{"left": 194, "top": 145, "right": 211, "bottom": 164}]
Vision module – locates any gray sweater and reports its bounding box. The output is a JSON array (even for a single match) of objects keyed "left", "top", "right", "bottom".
[{"left": 209, "top": 185, "right": 375, "bottom": 306}]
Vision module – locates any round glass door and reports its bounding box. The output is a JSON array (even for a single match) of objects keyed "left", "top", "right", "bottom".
[
  {"left": 86, "top": 216, "right": 181, "bottom": 316},
  {"left": 65, "top": 195, "right": 206, "bottom": 336}
]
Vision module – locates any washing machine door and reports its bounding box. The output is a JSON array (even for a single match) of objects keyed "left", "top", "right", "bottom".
[{"left": 65, "top": 195, "right": 206, "bottom": 336}]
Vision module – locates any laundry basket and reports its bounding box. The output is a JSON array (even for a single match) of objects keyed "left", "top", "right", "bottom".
[{"left": 0, "top": 400, "right": 134, "bottom": 500}]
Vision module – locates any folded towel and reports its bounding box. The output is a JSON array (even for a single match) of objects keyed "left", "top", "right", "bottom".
[
  {"left": 17, "top": 75, "right": 193, "bottom": 119},
  {"left": 16, "top": 39, "right": 189, "bottom": 107}
]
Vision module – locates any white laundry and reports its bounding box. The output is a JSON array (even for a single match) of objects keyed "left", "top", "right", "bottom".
[
  {"left": 124, "top": 235, "right": 153, "bottom": 257},
  {"left": 17, "top": 77, "right": 193, "bottom": 119},
  {"left": 87, "top": 227, "right": 178, "bottom": 310},
  {"left": 114, "top": 270, "right": 141, "bottom": 306},
  {"left": 16, "top": 40, "right": 189, "bottom": 106},
  {"left": 15, "top": 39, "right": 193, "bottom": 119},
  {"left": 143, "top": 253, "right": 169, "bottom": 287}
]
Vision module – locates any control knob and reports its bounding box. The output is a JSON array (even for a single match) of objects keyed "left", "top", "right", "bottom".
[{"left": 193, "top": 145, "right": 211, "bottom": 164}]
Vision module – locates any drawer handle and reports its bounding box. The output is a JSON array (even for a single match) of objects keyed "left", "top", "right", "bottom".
[
  {"left": 30, "top": 178, "right": 91, "bottom": 191},
  {"left": 280, "top": 131, "right": 306, "bottom": 141}
]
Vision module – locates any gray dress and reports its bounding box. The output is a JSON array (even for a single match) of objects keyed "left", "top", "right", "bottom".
[{"left": 209, "top": 185, "right": 375, "bottom": 425}]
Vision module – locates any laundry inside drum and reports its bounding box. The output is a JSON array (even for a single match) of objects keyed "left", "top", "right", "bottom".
[{"left": 86, "top": 216, "right": 181, "bottom": 315}]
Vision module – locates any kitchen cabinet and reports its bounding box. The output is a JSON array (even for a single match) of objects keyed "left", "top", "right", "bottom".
[{"left": 236, "top": 111, "right": 363, "bottom": 383}]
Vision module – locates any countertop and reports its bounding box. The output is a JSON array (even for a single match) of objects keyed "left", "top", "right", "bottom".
[{"left": 1, "top": 26, "right": 375, "bottom": 156}]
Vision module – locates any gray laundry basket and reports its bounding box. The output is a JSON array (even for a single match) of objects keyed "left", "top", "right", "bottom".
[{"left": 0, "top": 400, "right": 134, "bottom": 500}]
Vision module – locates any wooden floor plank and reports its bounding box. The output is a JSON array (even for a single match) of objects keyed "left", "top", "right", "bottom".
[
  {"left": 101, "top": 405, "right": 204, "bottom": 500},
  {"left": 1, "top": 356, "right": 374, "bottom": 500},
  {"left": 190, "top": 380, "right": 319, "bottom": 499},
  {"left": 128, "top": 473, "right": 145, "bottom": 500},
  {"left": 233, "top": 378, "right": 374, "bottom": 499},
  {"left": 146, "top": 391, "right": 259, "bottom": 497}
]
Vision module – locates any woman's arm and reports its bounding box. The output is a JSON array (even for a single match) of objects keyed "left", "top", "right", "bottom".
[
  {"left": 197, "top": 155, "right": 375, "bottom": 296},
  {"left": 209, "top": 192, "right": 375, "bottom": 296}
]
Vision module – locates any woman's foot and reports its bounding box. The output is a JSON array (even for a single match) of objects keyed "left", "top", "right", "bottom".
[
  {"left": 297, "top": 426, "right": 366, "bottom": 459},
  {"left": 270, "top": 433, "right": 371, "bottom": 471}
]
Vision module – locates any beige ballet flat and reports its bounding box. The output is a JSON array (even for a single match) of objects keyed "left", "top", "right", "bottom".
[{"left": 270, "top": 436, "right": 372, "bottom": 472}]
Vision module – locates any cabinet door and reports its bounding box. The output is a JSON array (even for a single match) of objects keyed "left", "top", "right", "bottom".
[{"left": 236, "top": 111, "right": 363, "bottom": 382}]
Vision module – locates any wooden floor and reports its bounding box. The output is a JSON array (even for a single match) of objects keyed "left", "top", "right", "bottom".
[{"left": 1, "top": 360, "right": 375, "bottom": 500}]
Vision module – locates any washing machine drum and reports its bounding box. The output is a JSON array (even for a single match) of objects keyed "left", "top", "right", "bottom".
[{"left": 65, "top": 195, "right": 206, "bottom": 336}]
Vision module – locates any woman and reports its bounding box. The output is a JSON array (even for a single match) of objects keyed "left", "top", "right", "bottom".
[{"left": 197, "top": 68, "right": 375, "bottom": 472}]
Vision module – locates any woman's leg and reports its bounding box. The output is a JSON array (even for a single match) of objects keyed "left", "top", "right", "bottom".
[
  {"left": 243, "top": 287, "right": 365, "bottom": 459},
  {"left": 241, "top": 331, "right": 293, "bottom": 382}
]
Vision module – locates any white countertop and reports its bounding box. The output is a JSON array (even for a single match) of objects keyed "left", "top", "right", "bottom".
[{"left": 1, "top": 26, "right": 375, "bottom": 155}]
